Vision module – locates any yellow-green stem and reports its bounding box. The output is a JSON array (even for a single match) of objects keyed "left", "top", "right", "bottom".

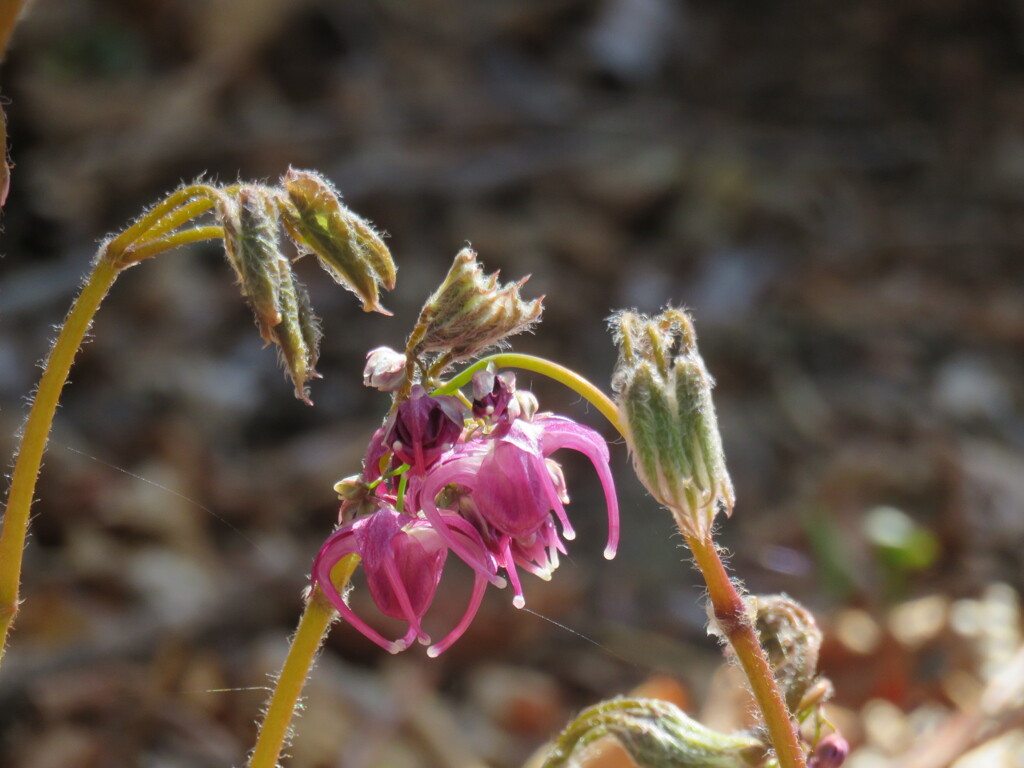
[
  {"left": 685, "top": 531, "right": 807, "bottom": 768},
  {"left": 123, "top": 226, "right": 224, "bottom": 264},
  {"left": 0, "top": 256, "right": 121, "bottom": 659},
  {"left": 0, "top": 191, "right": 227, "bottom": 663},
  {"left": 248, "top": 557, "right": 357, "bottom": 768},
  {"left": 436, "top": 353, "right": 626, "bottom": 436},
  {"left": 107, "top": 184, "right": 220, "bottom": 254}
]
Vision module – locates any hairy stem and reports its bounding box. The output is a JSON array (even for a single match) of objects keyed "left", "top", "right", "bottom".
[
  {"left": 685, "top": 531, "right": 807, "bottom": 768},
  {"left": 0, "top": 256, "right": 121, "bottom": 660},
  {"left": 248, "top": 557, "right": 357, "bottom": 768},
  {"left": 124, "top": 226, "right": 224, "bottom": 263},
  {"left": 0, "top": 192, "right": 227, "bottom": 664},
  {"left": 107, "top": 184, "right": 220, "bottom": 256},
  {"left": 437, "top": 353, "right": 625, "bottom": 435}
]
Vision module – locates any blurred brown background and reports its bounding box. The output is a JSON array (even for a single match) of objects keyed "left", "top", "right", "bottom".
[{"left": 0, "top": 1, "right": 1022, "bottom": 767}]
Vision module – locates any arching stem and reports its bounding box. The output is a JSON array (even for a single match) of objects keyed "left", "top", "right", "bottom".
[
  {"left": 107, "top": 184, "right": 221, "bottom": 255},
  {"left": 0, "top": 204, "right": 225, "bottom": 664},
  {"left": 0, "top": 256, "right": 121, "bottom": 660},
  {"left": 435, "top": 353, "right": 626, "bottom": 436},
  {"left": 123, "top": 226, "right": 224, "bottom": 263}
]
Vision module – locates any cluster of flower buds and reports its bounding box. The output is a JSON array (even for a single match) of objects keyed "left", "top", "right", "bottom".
[
  {"left": 609, "top": 308, "right": 734, "bottom": 539},
  {"left": 751, "top": 594, "right": 848, "bottom": 768},
  {"left": 405, "top": 248, "right": 543, "bottom": 375},
  {"left": 543, "top": 697, "right": 765, "bottom": 768},
  {"left": 211, "top": 169, "right": 395, "bottom": 402},
  {"left": 545, "top": 694, "right": 848, "bottom": 768},
  {"left": 750, "top": 594, "right": 825, "bottom": 714},
  {"left": 312, "top": 369, "right": 619, "bottom": 656}
]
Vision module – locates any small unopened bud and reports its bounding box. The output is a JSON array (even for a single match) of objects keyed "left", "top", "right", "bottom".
[
  {"left": 408, "top": 248, "right": 542, "bottom": 363},
  {"left": 809, "top": 734, "right": 849, "bottom": 768},
  {"left": 333, "top": 474, "right": 366, "bottom": 500},
  {"left": 279, "top": 168, "right": 395, "bottom": 315},
  {"left": 515, "top": 389, "right": 539, "bottom": 422},
  {"left": 363, "top": 346, "right": 408, "bottom": 391},
  {"left": 543, "top": 698, "right": 763, "bottom": 768},
  {"left": 333, "top": 474, "right": 379, "bottom": 523},
  {"left": 750, "top": 594, "right": 824, "bottom": 714},
  {"left": 609, "top": 308, "right": 733, "bottom": 538},
  {"left": 217, "top": 187, "right": 321, "bottom": 402}
]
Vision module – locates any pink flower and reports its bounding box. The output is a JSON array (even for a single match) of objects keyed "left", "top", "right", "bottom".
[
  {"left": 417, "top": 414, "right": 619, "bottom": 609},
  {"left": 383, "top": 385, "right": 464, "bottom": 473},
  {"left": 316, "top": 370, "right": 621, "bottom": 656},
  {"left": 312, "top": 506, "right": 492, "bottom": 657},
  {"left": 471, "top": 368, "right": 518, "bottom": 428}
]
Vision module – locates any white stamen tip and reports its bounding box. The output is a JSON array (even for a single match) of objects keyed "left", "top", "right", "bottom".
[
  {"left": 392, "top": 440, "right": 403, "bottom": 451},
  {"left": 604, "top": 546, "right": 617, "bottom": 560},
  {"left": 563, "top": 530, "right": 576, "bottom": 541},
  {"left": 485, "top": 405, "right": 494, "bottom": 415},
  {"left": 426, "top": 645, "right": 441, "bottom": 658},
  {"left": 512, "top": 595, "right": 526, "bottom": 609}
]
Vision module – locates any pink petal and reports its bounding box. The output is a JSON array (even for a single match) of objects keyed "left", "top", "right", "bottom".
[
  {"left": 536, "top": 417, "right": 620, "bottom": 559},
  {"left": 313, "top": 529, "right": 407, "bottom": 654}
]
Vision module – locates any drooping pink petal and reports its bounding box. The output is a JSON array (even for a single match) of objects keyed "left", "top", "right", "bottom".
[
  {"left": 383, "top": 556, "right": 431, "bottom": 645},
  {"left": 418, "top": 456, "right": 507, "bottom": 587},
  {"left": 426, "top": 568, "right": 487, "bottom": 657},
  {"left": 312, "top": 508, "right": 465, "bottom": 654},
  {"left": 423, "top": 514, "right": 500, "bottom": 656},
  {"left": 313, "top": 522, "right": 409, "bottom": 654},
  {"left": 534, "top": 415, "right": 620, "bottom": 559}
]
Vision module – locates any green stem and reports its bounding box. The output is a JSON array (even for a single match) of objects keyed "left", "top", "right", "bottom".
[
  {"left": 396, "top": 472, "right": 409, "bottom": 512},
  {"left": 0, "top": 256, "right": 121, "bottom": 660},
  {"left": 123, "top": 226, "right": 225, "bottom": 264},
  {"left": 248, "top": 558, "right": 357, "bottom": 768},
  {"left": 0, "top": 200, "right": 228, "bottom": 664},
  {"left": 436, "top": 353, "right": 626, "bottom": 436},
  {"left": 107, "top": 184, "right": 220, "bottom": 255},
  {"left": 685, "top": 531, "right": 807, "bottom": 768}
]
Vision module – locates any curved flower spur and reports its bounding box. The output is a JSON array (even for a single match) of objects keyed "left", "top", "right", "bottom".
[{"left": 311, "top": 250, "right": 620, "bottom": 655}]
